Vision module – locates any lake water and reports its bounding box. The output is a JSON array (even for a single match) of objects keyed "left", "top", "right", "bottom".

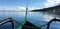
[{"left": 0, "top": 12, "right": 60, "bottom": 29}]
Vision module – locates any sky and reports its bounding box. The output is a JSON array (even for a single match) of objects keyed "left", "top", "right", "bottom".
[{"left": 0, "top": 0, "right": 60, "bottom": 11}]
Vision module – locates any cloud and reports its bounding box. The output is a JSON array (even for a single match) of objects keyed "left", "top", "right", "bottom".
[
  {"left": 0, "top": 6, "right": 27, "bottom": 11},
  {"left": 0, "top": 6, "right": 40, "bottom": 11},
  {"left": 15, "top": 6, "right": 26, "bottom": 11},
  {"left": 28, "top": 7, "right": 40, "bottom": 10},
  {"left": 44, "top": 0, "right": 60, "bottom": 8}
]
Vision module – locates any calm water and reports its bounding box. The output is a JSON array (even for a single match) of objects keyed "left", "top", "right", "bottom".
[{"left": 0, "top": 12, "right": 60, "bottom": 29}]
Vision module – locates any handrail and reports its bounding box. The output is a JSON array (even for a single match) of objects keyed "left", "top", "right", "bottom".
[
  {"left": 46, "top": 18, "right": 60, "bottom": 29},
  {"left": 0, "top": 17, "right": 15, "bottom": 29},
  {"left": 1, "top": 17, "right": 60, "bottom": 29}
]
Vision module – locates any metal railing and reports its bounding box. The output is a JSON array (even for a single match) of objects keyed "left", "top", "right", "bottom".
[
  {"left": 45, "top": 18, "right": 60, "bottom": 29},
  {"left": 0, "top": 17, "right": 15, "bottom": 29},
  {"left": 0, "top": 17, "right": 60, "bottom": 29}
]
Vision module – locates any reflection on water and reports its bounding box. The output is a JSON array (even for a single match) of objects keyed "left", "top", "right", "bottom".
[{"left": 0, "top": 12, "right": 60, "bottom": 29}]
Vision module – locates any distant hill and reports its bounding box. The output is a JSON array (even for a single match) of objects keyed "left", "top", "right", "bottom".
[{"left": 31, "top": 5, "right": 60, "bottom": 12}]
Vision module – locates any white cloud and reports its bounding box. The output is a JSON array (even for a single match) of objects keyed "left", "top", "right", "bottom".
[
  {"left": 0, "top": 6, "right": 40, "bottom": 11},
  {"left": 15, "top": 6, "right": 26, "bottom": 11},
  {"left": 44, "top": 0, "right": 60, "bottom": 8},
  {"left": 0, "top": 6, "right": 27, "bottom": 11},
  {"left": 16, "top": 6, "right": 26, "bottom": 10},
  {"left": 28, "top": 7, "right": 40, "bottom": 10}
]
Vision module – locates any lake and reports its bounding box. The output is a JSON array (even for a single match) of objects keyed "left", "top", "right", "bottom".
[{"left": 0, "top": 12, "right": 60, "bottom": 29}]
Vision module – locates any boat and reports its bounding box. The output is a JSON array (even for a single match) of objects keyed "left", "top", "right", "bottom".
[{"left": 18, "top": 20, "right": 41, "bottom": 29}]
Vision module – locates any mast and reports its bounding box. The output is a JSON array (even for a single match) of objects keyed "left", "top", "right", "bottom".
[{"left": 25, "top": 0, "right": 28, "bottom": 21}]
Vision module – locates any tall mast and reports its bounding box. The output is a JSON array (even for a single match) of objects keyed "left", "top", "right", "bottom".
[{"left": 25, "top": 0, "right": 28, "bottom": 21}]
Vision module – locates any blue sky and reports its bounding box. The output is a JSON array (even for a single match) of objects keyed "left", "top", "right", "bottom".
[
  {"left": 0, "top": 0, "right": 60, "bottom": 11},
  {"left": 0, "top": 0, "right": 45, "bottom": 7}
]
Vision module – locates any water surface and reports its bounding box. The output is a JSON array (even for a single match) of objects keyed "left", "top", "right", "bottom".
[{"left": 0, "top": 12, "right": 60, "bottom": 29}]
